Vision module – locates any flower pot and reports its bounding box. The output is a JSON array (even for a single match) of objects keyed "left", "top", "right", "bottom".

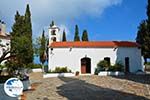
[{"left": 22, "top": 79, "right": 30, "bottom": 91}]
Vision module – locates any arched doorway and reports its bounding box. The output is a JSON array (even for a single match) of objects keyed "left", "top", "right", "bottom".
[{"left": 81, "top": 57, "right": 91, "bottom": 74}]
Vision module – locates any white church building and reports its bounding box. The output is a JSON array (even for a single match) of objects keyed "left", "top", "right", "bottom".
[
  {"left": 48, "top": 24, "right": 144, "bottom": 74},
  {"left": 0, "top": 21, "right": 10, "bottom": 64}
]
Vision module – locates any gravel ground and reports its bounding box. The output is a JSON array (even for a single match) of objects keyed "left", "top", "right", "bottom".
[{"left": 25, "top": 72, "right": 150, "bottom": 100}]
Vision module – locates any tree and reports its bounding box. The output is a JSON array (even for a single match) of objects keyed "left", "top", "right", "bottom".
[
  {"left": 136, "top": 20, "right": 149, "bottom": 63},
  {"left": 74, "top": 25, "right": 80, "bottom": 41},
  {"left": 39, "top": 30, "right": 47, "bottom": 72},
  {"left": 10, "top": 11, "right": 25, "bottom": 67},
  {"left": 39, "top": 30, "right": 47, "bottom": 64},
  {"left": 62, "top": 30, "right": 67, "bottom": 41},
  {"left": 82, "top": 29, "right": 89, "bottom": 41},
  {"left": 10, "top": 4, "right": 33, "bottom": 69},
  {"left": 136, "top": 0, "right": 150, "bottom": 63},
  {"left": 24, "top": 4, "right": 33, "bottom": 64},
  {"left": 147, "top": 0, "right": 150, "bottom": 24},
  {"left": 34, "top": 30, "right": 47, "bottom": 72}
]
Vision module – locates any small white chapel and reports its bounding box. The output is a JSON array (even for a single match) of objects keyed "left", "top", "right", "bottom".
[{"left": 48, "top": 24, "right": 144, "bottom": 74}]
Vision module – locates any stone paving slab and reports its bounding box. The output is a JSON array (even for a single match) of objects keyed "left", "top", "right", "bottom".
[{"left": 25, "top": 73, "right": 150, "bottom": 100}]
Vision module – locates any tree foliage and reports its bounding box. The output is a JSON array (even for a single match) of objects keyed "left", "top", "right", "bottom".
[
  {"left": 62, "top": 30, "right": 67, "bottom": 41},
  {"left": 34, "top": 30, "right": 48, "bottom": 64},
  {"left": 39, "top": 30, "right": 47, "bottom": 64},
  {"left": 82, "top": 30, "right": 89, "bottom": 41},
  {"left": 136, "top": 0, "right": 150, "bottom": 63},
  {"left": 136, "top": 20, "right": 150, "bottom": 61},
  {"left": 24, "top": 4, "right": 33, "bottom": 64},
  {"left": 147, "top": 0, "right": 150, "bottom": 24},
  {"left": 10, "top": 4, "right": 33, "bottom": 68},
  {"left": 74, "top": 25, "right": 80, "bottom": 41}
]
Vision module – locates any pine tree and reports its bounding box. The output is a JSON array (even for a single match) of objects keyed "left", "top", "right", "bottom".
[
  {"left": 136, "top": 0, "right": 150, "bottom": 63},
  {"left": 146, "top": 0, "right": 150, "bottom": 63},
  {"left": 10, "top": 11, "right": 26, "bottom": 67},
  {"left": 24, "top": 4, "right": 33, "bottom": 64},
  {"left": 10, "top": 4, "right": 33, "bottom": 68},
  {"left": 136, "top": 20, "right": 149, "bottom": 63},
  {"left": 11, "top": 11, "right": 23, "bottom": 59},
  {"left": 34, "top": 30, "right": 47, "bottom": 72},
  {"left": 74, "top": 25, "right": 80, "bottom": 41},
  {"left": 39, "top": 30, "right": 47, "bottom": 65},
  {"left": 82, "top": 29, "right": 89, "bottom": 41},
  {"left": 147, "top": 0, "right": 150, "bottom": 24},
  {"left": 62, "top": 30, "right": 67, "bottom": 41}
]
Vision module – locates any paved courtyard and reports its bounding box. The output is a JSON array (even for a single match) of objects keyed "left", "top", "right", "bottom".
[{"left": 25, "top": 72, "right": 150, "bottom": 100}]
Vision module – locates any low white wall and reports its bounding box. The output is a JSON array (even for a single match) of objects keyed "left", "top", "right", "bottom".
[
  {"left": 98, "top": 71, "right": 124, "bottom": 76},
  {"left": 43, "top": 73, "right": 75, "bottom": 78},
  {"left": 32, "top": 68, "right": 42, "bottom": 72}
]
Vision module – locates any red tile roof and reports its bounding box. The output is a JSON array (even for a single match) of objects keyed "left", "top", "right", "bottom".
[
  {"left": 49, "top": 41, "right": 139, "bottom": 48},
  {"left": 0, "top": 34, "right": 10, "bottom": 40}
]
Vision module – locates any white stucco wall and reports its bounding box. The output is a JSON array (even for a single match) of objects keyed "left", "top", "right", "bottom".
[
  {"left": 49, "top": 47, "right": 117, "bottom": 74},
  {"left": 0, "top": 38, "right": 10, "bottom": 64},
  {"left": 48, "top": 47, "right": 143, "bottom": 74},
  {"left": 48, "top": 26, "right": 61, "bottom": 43},
  {"left": 116, "top": 47, "right": 143, "bottom": 72}
]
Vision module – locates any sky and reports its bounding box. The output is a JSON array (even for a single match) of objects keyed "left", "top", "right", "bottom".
[{"left": 0, "top": 0, "right": 148, "bottom": 42}]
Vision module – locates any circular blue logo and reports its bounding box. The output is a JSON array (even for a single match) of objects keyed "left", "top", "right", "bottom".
[{"left": 4, "top": 78, "right": 23, "bottom": 97}]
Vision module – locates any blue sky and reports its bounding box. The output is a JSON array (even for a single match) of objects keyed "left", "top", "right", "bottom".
[{"left": 0, "top": 0, "right": 148, "bottom": 41}]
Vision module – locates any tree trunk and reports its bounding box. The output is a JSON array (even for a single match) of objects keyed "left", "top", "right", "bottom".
[{"left": 42, "top": 64, "right": 44, "bottom": 73}]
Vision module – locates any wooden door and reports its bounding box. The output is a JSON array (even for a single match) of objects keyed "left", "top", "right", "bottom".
[
  {"left": 81, "top": 60, "right": 86, "bottom": 74},
  {"left": 125, "top": 57, "right": 130, "bottom": 73}
]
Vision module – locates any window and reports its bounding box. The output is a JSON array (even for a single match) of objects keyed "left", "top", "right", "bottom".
[
  {"left": 53, "top": 37, "right": 56, "bottom": 41},
  {"left": 104, "top": 57, "right": 111, "bottom": 66},
  {"left": 51, "top": 30, "right": 56, "bottom": 35},
  {"left": 51, "top": 37, "right": 56, "bottom": 41},
  {"left": 6, "top": 43, "right": 9, "bottom": 46}
]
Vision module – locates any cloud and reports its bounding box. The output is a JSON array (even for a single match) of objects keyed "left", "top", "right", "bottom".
[
  {"left": 0, "top": 0, "right": 122, "bottom": 38},
  {"left": 59, "top": 25, "right": 70, "bottom": 36}
]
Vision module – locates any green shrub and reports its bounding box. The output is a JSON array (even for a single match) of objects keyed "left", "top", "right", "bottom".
[
  {"left": 109, "top": 62, "right": 124, "bottom": 72},
  {"left": 30, "top": 64, "right": 42, "bottom": 69},
  {"left": 95, "top": 60, "right": 110, "bottom": 75},
  {"left": 145, "top": 62, "right": 150, "bottom": 65},
  {"left": 94, "top": 67, "right": 104, "bottom": 75},
  {"left": 47, "top": 67, "right": 71, "bottom": 73},
  {"left": 97, "top": 60, "right": 109, "bottom": 71},
  {"left": 95, "top": 60, "right": 124, "bottom": 75}
]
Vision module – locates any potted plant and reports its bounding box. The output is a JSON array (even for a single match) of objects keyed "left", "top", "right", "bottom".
[{"left": 15, "top": 68, "right": 31, "bottom": 91}]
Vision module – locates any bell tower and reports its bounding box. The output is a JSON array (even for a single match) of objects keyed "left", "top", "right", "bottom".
[{"left": 49, "top": 21, "right": 60, "bottom": 43}]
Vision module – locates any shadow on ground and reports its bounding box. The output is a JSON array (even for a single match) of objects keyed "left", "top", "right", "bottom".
[
  {"left": 57, "top": 77, "right": 149, "bottom": 100},
  {"left": 112, "top": 73, "right": 150, "bottom": 85}
]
